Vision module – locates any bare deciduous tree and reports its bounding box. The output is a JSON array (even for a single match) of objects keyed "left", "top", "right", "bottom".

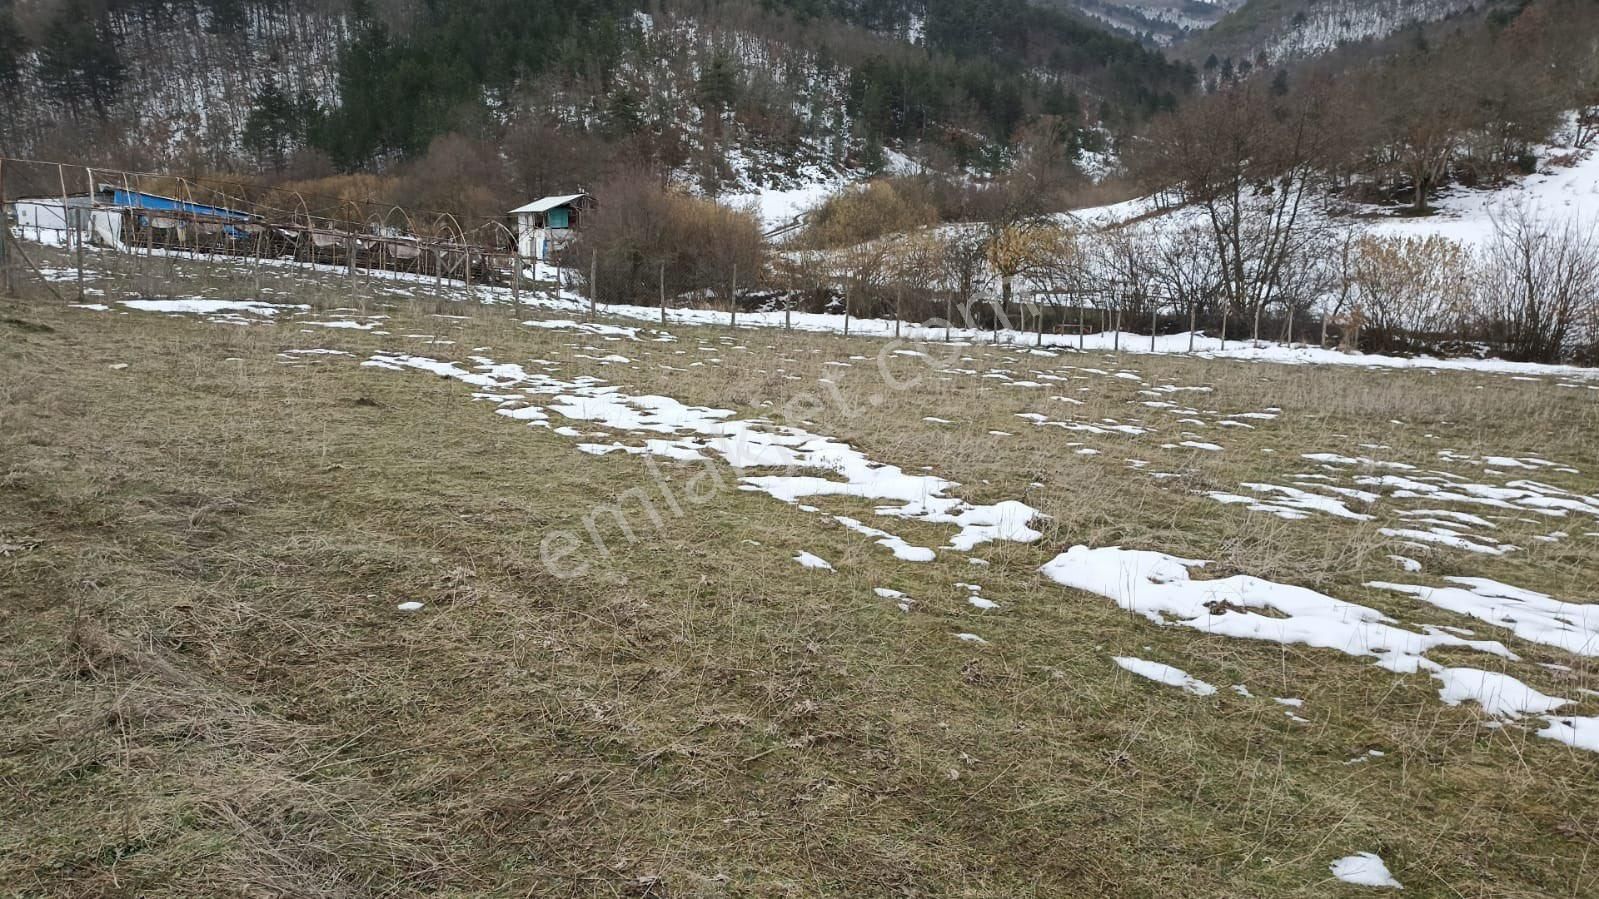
[
  {"left": 1477, "top": 202, "right": 1599, "bottom": 362},
  {"left": 938, "top": 225, "right": 991, "bottom": 338},
  {"left": 1349, "top": 234, "right": 1474, "bottom": 351}
]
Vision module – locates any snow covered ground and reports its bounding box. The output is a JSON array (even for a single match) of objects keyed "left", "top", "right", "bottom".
[
  {"left": 1071, "top": 127, "right": 1599, "bottom": 252},
  {"left": 101, "top": 297, "right": 1599, "bottom": 769},
  {"left": 46, "top": 232, "right": 1598, "bottom": 378},
  {"left": 1369, "top": 139, "right": 1599, "bottom": 247},
  {"left": 49, "top": 278, "right": 1599, "bottom": 893}
]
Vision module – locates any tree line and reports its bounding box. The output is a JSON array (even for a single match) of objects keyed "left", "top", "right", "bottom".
[{"left": 569, "top": 0, "right": 1599, "bottom": 364}]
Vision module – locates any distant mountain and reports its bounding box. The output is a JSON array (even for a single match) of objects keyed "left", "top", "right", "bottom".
[
  {"left": 1177, "top": 0, "right": 1496, "bottom": 64},
  {"left": 1046, "top": 0, "right": 1248, "bottom": 45}
]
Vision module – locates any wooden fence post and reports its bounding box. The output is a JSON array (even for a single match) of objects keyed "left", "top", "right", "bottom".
[
  {"left": 659, "top": 261, "right": 666, "bottom": 326},
  {"left": 252, "top": 228, "right": 264, "bottom": 299},
  {"left": 589, "top": 249, "right": 597, "bottom": 320}
]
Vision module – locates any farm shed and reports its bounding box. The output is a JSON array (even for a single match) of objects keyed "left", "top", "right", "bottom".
[
  {"left": 5, "top": 195, "right": 122, "bottom": 247},
  {"left": 510, "top": 193, "right": 594, "bottom": 261}
]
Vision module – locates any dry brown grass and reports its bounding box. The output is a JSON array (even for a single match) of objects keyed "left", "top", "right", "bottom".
[{"left": 2, "top": 246, "right": 1598, "bottom": 897}]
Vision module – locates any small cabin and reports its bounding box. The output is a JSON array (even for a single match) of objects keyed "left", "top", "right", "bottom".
[{"left": 510, "top": 193, "right": 594, "bottom": 262}]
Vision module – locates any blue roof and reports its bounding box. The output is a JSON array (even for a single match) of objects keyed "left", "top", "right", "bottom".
[{"left": 100, "top": 185, "right": 252, "bottom": 221}]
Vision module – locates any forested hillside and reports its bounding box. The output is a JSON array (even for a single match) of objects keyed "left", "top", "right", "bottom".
[
  {"left": 1046, "top": 0, "right": 1245, "bottom": 45},
  {"left": 1180, "top": 0, "right": 1500, "bottom": 66},
  {"left": 0, "top": 0, "right": 1193, "bottom": 196}
]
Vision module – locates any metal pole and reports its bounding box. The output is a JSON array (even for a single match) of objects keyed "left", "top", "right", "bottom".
[
  {"left": 1150, "top": 303, "right": 1156, "bottom": 352},
  {"left": 659, "top": 260, "right": 666, "bottom": 326},
  {"left": 0, "top": 158, "right": 12, "bottom": 296},
  {"left": 78, "top": 167, "right": 92, "bottom": 297},
  {"left": 730, "top": 263, "right": 737, "bottom": 329},
  {"left": 589, "top": 249, "right": 597, "bottom": 321},
  {"left": 1189, "top": 303, "right": 1197, "bottom": 352},
  {"left": 58, "top": 165, "right": 81, "bottom": 300},
  {"left": 1078, "top": 301, "right": 1084, "bottom": 350}
]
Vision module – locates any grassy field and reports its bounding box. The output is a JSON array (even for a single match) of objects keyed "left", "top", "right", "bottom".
[{"left": 2, "top": 248, "right": 1598, "bottom": 897}]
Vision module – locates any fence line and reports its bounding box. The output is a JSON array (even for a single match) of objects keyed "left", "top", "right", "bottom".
[
  {"left": 0, "top": 156, "right": 534, "bottom": 301},
  {"left": 0, "top": 156, "right": 1357, "bottom": 353}
]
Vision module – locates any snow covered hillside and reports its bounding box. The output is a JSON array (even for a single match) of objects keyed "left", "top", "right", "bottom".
[
  {"left": 1074, "top": 127, "right": 1599, "bottom": 249},
  {"left": 1059, "top": 0, "right": 1247, "bottom": 45},
  {"left": 1185, "top": 0, "right": 1482, "bottom": 64}
]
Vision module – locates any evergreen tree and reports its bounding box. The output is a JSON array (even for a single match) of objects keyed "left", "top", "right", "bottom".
[
  {"left": 604, "top": 86, "right": 644, "bottom": 137},
  {"left": 204, "top": 0, "right": 247, "bottom": 40},
  {"left": 697, "top": 53, "right": 740, "bottom": 112},
  {"left": 859, "top": 128, "right": 886, "bottom": 174},
  {"left": 242, "top": 78, "right": 308, "bottom": 172},
  {"left": 38, "top": 1, "right": 124, "bottom": 120},
  {"left": 0, "top": 11, "right": 26, "bottom": 90}
]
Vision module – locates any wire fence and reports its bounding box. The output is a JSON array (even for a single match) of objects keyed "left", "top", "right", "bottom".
[
  {"left": 0, "top": 155, "right": 1356, "bottom": 352},
  {"left": 0, "top": 155, "right": 545, "bottom": 305}
]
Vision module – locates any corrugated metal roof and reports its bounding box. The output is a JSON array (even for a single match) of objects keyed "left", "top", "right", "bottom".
[{"left": 509, "top": 194, "right": 589, "bottom": 214}]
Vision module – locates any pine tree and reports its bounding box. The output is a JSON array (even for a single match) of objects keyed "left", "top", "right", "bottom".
[
  {"left": 859, "top": 128, "right": 886, "bottom": 174},
  {"left": 37, "top": 1, "right": 124, "bottom": 120},
  {"left": 697, "top": 53, "right": 740, "bottom": 113},
  {"left": 605, "top": 86, "right": 644, "bottom": 137},
  {"left": 242, "top": 79, "right": 300, "bottom": 172},
  {"left": 0, "top": 11, "right": 26, "bottom": 90}
]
